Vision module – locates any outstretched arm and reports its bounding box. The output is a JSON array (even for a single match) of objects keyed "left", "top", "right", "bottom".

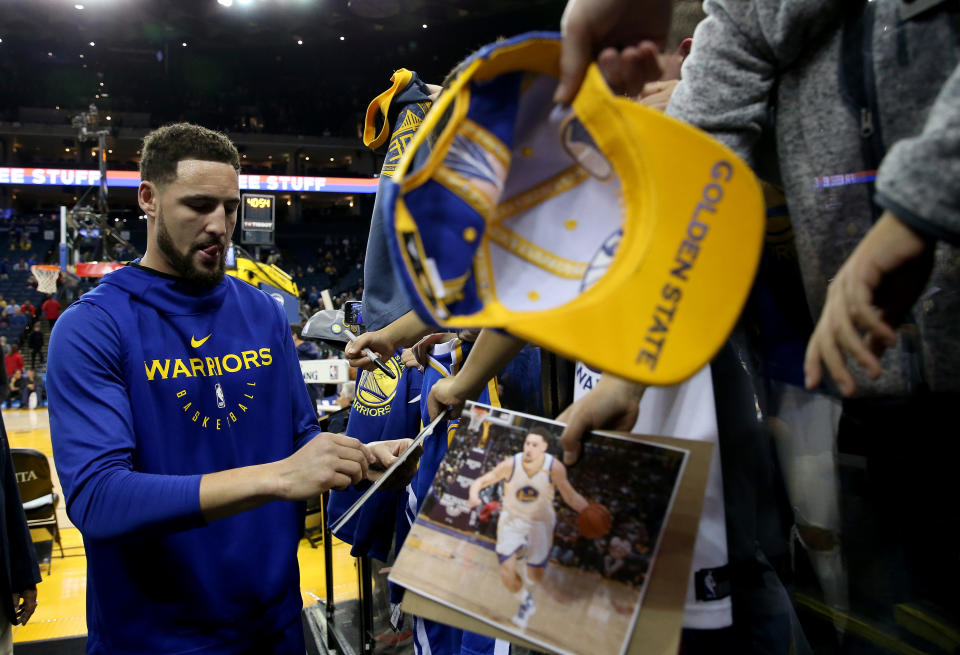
[
  {"left": 552, "top": 460, "right": 589, "bottom": 512},
  {"left": 468, "top": 458, "right": 513, "bottom": 508},
  {"left": 427, "top": 329, "right": 526, "bottom": 420},
  {"left": 344, "top": 310, "right": 432, "bottom": 370}
]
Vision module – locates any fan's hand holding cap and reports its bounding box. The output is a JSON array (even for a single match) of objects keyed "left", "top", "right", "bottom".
[{"left": 385, "top": 33, "right": 764, "bottom": 386}]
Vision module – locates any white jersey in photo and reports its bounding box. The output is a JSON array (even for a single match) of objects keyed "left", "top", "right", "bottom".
[
  {"left": 497, "top": 453, "right": 558, "bottom": 567},
  {"left": 502, "top": 453, "right": 557, "bottom": 522}
]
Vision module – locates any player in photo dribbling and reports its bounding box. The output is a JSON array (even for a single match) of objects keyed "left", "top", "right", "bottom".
[{"left": 468, "top": 427, "right": 593, "bottom": 629}]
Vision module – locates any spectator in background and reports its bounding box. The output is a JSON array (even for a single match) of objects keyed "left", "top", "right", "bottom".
[
  {"left": 336, "top": 382, "right": 355, "bottom": 410},
  {"left": 40, "top": 295, "right": 60, "bottom": 330},
  {"left": 1, "top": 302, "right": 17, "bottom": 320},
  {"left": 19, "top": 299, "right": 35, "bottom": 321},
  {"left": 0, "top": 258, "right": 8, "bottom": 279},
  {"left": 3, "top": 345, "right": 23, "bottom": 377},
  {"left": 27, "top": 324, "right": 44, "bottom": 371},
  {"left": 0, "top": 338, "right": 8, "bottom": 357},
  {"left": 20, "top": 369, "right": 40, "bottom": 409},
  {"left": 7, "top": 369, "right": 22, "bottom": 403}
]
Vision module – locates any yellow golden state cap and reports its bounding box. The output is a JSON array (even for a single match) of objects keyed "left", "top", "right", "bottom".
[{"left": 384, "top": 33, "right": 764, "bottom": 385}]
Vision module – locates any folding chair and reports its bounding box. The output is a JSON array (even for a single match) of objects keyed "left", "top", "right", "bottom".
[{"left": 11, "top": 447, "right": 64, "bottom": 572}]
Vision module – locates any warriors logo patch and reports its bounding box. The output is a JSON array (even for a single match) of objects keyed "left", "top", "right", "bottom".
[
  {"left": 353, "top": 354, "right": 404, "bottom": 416},
  {"left": 516, "top": 486, "right": 540, "bottom": 503}
]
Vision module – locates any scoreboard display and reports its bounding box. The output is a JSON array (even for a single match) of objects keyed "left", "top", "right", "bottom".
[{"left": 240, "top": 193, "right": 275, "bottom": 245}]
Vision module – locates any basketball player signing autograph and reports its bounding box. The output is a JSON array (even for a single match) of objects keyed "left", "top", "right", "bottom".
[{"left": 468, "top": 427, "right": 607, "bottom": 629}]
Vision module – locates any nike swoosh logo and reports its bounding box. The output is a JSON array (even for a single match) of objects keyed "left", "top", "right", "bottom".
[{"left": 190, "top": 334, "right": 212, "bottom": 348}]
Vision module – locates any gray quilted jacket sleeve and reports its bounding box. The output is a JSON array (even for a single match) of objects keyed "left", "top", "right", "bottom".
[
  {"left": 665, "top": 0, "right": 774, "bottom": 166},
  {"left": 875, "top": 63, "right": 960, "bottom": 245}
]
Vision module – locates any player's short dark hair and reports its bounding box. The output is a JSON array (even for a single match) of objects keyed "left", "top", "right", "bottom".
[
  {"left": 526, "top": 426, "right": 551, "bottom": 443},
  {"left": 140, "top": 123, "right": 240, "bottom": 185}
]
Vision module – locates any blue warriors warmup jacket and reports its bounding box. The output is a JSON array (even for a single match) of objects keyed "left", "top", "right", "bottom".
[{"left": 47, "top": 263, "right": 318, "bottom": 655}]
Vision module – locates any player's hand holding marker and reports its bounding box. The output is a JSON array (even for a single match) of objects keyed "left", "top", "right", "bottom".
[
  {"left": 344, "top": 311, "right": 436, "bottom": 371},
  {"left": 557, "top": 374, "right": 646, "bottom": 465},
  {"left": 341, "top": 328, "right": 396, "bottom": 379},
  {"left": 344, "top": 329, "right": 397, "bottom": 370}
]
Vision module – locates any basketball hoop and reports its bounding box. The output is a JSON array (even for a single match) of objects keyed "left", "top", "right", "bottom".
[
  {"left": 30, "top": 265, "right": 61, "bottom": 294},
  {"left": 467, "top": 406, "right": 490, "bottom": 432}
]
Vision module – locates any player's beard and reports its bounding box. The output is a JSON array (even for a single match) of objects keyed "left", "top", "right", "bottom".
[{"left": 156, "top": 206, "right": 226, "bottom": 288}]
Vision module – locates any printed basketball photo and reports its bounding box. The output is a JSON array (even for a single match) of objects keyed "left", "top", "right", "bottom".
[{"left": 390, "top": 402, "right": 689, "bottom": 655}]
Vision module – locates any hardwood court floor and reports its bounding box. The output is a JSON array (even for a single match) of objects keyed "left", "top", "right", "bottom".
[
  {"left": 392, "top": 521, "right": 641, "bottom": 655},
  {"left": 3, "top": 408, "right": 361, "bottom": 645}
]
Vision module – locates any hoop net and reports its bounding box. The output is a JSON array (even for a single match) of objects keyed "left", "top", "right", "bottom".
[
  {"left": 467, "top": 406, "right": 490, "bottom": 432},
  {"left": 31, "top": 265, "right": 61, "bottom": 294}
]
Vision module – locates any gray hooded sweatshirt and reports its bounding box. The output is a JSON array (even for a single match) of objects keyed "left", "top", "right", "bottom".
[{"left": 668, "top": 0, "right": 960, "bottom": 395}]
